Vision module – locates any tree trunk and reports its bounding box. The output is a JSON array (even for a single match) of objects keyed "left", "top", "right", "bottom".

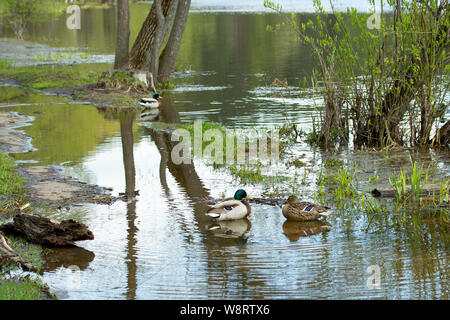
[
  {"left": 432, "top": 119, "right": 450, "bottom": 147},
  {"left": 158, "top": 0, "right": 191, "bottom": 82},
  {"left": 114, "top": 0, "right": 130, "bottom": 69},
  {"left": 363, "top": 85, "right": 412, "bottom": 147},
  {"left": 145, "top": 0, "right": 179, "bottom": 77},
  {"left": 318, "top": 86, "right": 347, "bottom": 147},
  {"left": 127, "top": 0, "right": 178, "bottom": 74}
]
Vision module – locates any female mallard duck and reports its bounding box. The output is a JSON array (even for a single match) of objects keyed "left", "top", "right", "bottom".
[
  {"left": 206, "top": 189, "right": 251, "bottom": 221},
  {"left": 139, "top": 93, "right": 160, "bottom": 108},
  {"left": 282, "top": 195, "right": 332, "bottom": 222}
]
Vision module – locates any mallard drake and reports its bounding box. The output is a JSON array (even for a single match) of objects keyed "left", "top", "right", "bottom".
[
  {"left": 139, "top": 93, "right": 160, "bottom": 108},
  {"left": 206, "top": 189, "right": 251, "bottom": 221},
  {"left": 282, "top": 195, "right": 332, "bottom": 222}
]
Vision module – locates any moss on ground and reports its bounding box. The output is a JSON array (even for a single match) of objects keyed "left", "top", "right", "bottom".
[
  {"left": 0, "top": 277, "right": 55, "bottom": 300},
  {"left": 73, "top": 88, "right": 141, "bottom": 108},
  {"left": 0, "top": 63, "right": 154, "bottom": 108},
  {"left": 0, "top": 63, "right": 110, "bottom": 90},
  {"left": 0, "top": 150, "right": 52, "bottom": 300},
  {"left": 0, "top": 151, "right": 26, "bottom": 202}
]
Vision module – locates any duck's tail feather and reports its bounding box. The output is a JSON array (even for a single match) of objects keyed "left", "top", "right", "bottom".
[
  {"left": 206, "top": 207, "right": 223, "bottom": 218},
  {"left": 319, "top": 209, "right": 333, "bottom": 217},
  {"left": 206, "top": 212, "right": 221, "bottom": 219}
]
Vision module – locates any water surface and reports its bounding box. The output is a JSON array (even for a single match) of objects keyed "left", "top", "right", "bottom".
[{"left": 0, "top": 4, "right": 448, "bottom": 299}]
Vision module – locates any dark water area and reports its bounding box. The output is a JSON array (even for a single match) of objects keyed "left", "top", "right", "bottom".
[{"left": 0, "top": 3, "right": 448, "bottom": 299}]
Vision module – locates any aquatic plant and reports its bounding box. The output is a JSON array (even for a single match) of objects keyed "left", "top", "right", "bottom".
[
  {"left": 79, "top": 52, "right": 92, "bottom": 60},
  {"left": 0, "top": 59, "right": 14, "bottom": 69},
  {"left": 317, "top": 169, "right": 333, "bottom": 186},
  {"left": 313, "top": 183, "right": 325, "bottom": 204},
  {"left": 390, "top": 160, "right": 431, "bottom": 205},
  {"left": 358, "top": 188, "right": 386, "bottom": 214},
  {"left": 305, "top": 121, "right": 321, "bottom": 145},
  {"left": 266, "top": 0, "right": 450, "bottom": 148},
  {"left": 368, "top": 172, "right": 379, "bottom": 184},
  {"left": 288, "top": 158, "right": 306, "bottom": 168},
  {"left": 227, "top": 162, "right": 264, "bottom": 185},
  {"left": 324, "top": 157, "right": 344, "bottom": 169},
  {"left": 301, "top": 167, "right": 307, "bottom": 185},
  {"left": 439, "top": 180, "right": 449, "bottom": 204},
  {"left": 333, "top": 164, "right": 358, "bottom": 201},
  {"left": 390, "top": 169, "right": 408, "bottom": 202},
  {"left": 410, "top": 161, "right": 430, "bottom": 203},
  {"left": 159, "top": 81, "right": 175, "bottom": 90}
]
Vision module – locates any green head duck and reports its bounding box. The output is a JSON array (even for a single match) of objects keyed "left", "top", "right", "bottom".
[{"left": 234, "top": 189, "right": 247, "bottom": 200}]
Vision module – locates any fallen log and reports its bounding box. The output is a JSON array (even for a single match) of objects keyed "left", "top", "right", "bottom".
[
  {"left": 0, "top": 233, "right": 35, "bottom": 271},
  {"left": 371, "top": 183, "right": 445, "bottom": 198},
  {"left": 0, "top": 213, "right": 94, "bottom": 247}
]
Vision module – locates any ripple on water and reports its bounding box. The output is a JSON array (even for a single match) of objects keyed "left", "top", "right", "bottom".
[{"left": 172, "top": 85, "right": 231, "bottom": 92}]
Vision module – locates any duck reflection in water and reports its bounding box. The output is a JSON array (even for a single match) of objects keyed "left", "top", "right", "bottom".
[
  {"left": 282, "top": 220, "right": 332, "bottom": 242},
  {"left": 207, "top": 218, "right": 252, "bottom": 239},
  {"left": 137, "top": 107, "right": 160, "bottom": 122}
]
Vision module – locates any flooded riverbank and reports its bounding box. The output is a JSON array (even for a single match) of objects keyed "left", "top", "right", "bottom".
[{"left": 0, "top": 3, "right": 448, "bottom": 299}]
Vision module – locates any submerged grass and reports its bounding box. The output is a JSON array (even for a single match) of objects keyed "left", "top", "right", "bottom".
[
  {"left": 0, "top": 152, "right": 26, "bottom": 202},
  {"left": 0, "top": 63, "right": 110, "bottom": 89},
  {"left": 227, "top": 163, "right": 264, "bottom": 185},
  {"left": 389, "top": 160, "right": 438, "bottom": 208}
]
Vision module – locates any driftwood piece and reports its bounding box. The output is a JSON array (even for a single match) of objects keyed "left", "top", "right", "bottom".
[
  {"left": 0, "top": 233, "right": 35, "bottom": 271},
  {"left": 0, "top": 214, "right": 94, "bottom": 247},
  {"left": 248, "top": 197, "right": 284, "bottom": 207},
  {"left": 371, "top": 183, "right": 444, "bottom": 198}
]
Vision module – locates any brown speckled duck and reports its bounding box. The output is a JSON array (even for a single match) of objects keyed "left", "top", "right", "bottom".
[{"left": 282, "top": 195, "right": 332, "bottom": 222}]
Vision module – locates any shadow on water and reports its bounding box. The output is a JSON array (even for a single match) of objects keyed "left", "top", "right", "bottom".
[
  {"left": 120, "top": 113, "right": 138, "bottom": 300},
  {"left": 42, "top": 246, "right": 95, "bottom": 273}
]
